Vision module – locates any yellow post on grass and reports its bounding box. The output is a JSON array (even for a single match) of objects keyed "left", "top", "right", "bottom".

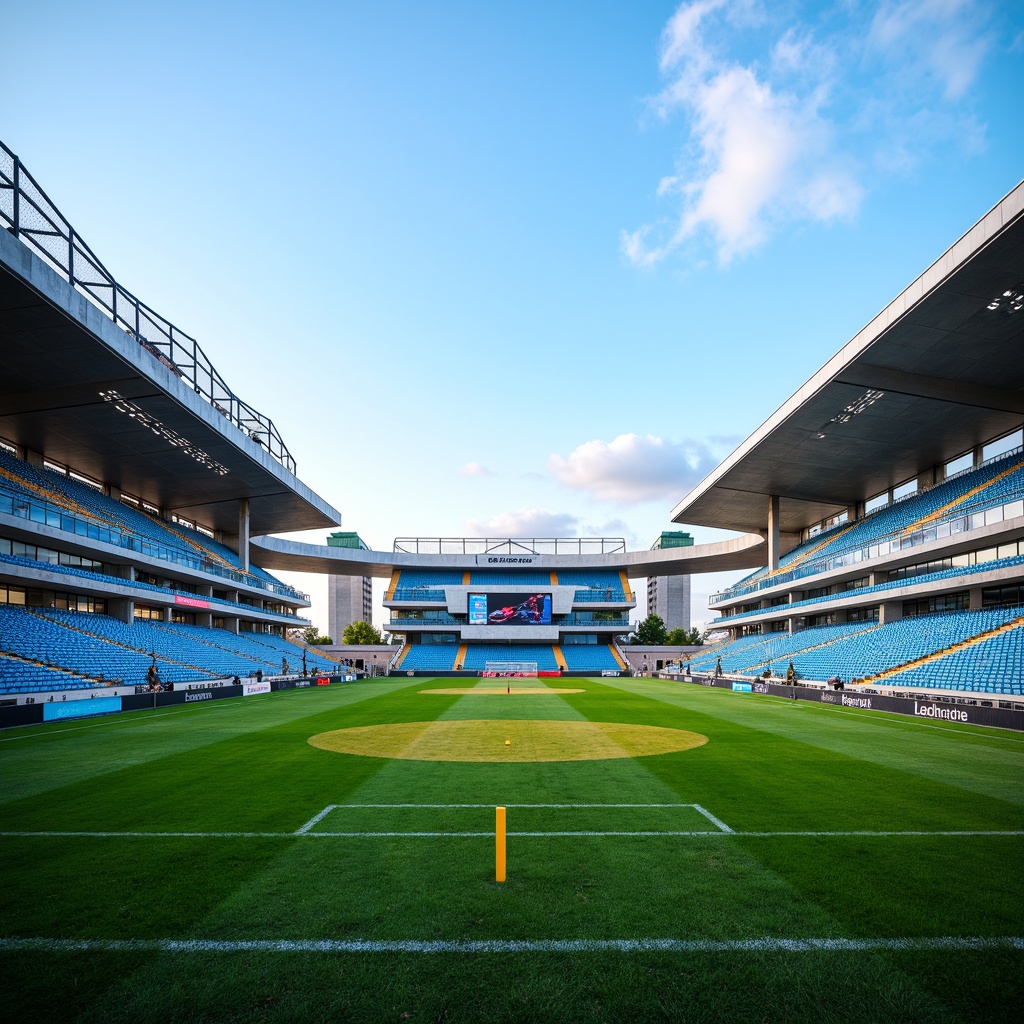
[{"left": 495, "top": 805, "right": 506, "bottom": 883}]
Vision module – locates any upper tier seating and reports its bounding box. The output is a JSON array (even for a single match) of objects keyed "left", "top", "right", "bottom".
[
  {"left": 467, "top": 570, "right": 552, "bottom": 586},
  {"left": 715, "top": 553, "right": 1024, "bottom": 626},
  {"left": 390, "top": 570, "right": 463, "bottom": 601},
  {"left": 727, "top": 451, "right": 1024, "bottom": 598},
  {"left": 0, "top": 449, "right": 296, "bottom": 597},
  {"left": 556, "top": 571, "right": 626, "bottom": 601}
]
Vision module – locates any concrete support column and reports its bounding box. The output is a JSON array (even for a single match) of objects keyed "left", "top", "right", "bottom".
[
  {"left": 973, "top": 443, "right": 985, "bottom": 469},
  {"left": 108, "top": 598, "right": 134, "bottom": 624},
  {"left": 237, "top": 498, "right": 250, "bottom": 571},
  {"left": 969, "top": 587, "right": 984, "bottom": 611},
  {"left": 767, "top": 494, "right": 780, "bottom": 572},
  {"left": 879, "top": 600, "right": 903, "bottom": 625},
  {"left": 25, "top": 449, "right": 43, "bottom": 468}
]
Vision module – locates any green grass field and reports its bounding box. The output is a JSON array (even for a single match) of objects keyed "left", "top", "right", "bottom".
[{"left": 1, "top": 676, "right": 1022, "bottom": 1023}]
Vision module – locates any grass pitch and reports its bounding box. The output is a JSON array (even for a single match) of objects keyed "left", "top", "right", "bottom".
[{"left": 1, "top": 676, "right": 1021, "bottom": 1023}]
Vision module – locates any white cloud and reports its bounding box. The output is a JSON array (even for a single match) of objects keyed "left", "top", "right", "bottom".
[
  {"left": 868, "top": 0, "right": 990, "bottom": 100},
  {"left": 548, "top": 433, "right": 719, "bottom": 504},
  {"left": 625, "top": 0, "right": 992, "bottom": 267},
  {"left": 464, "top": 508, "right": 582, "bottom": 537},
  {"left": 460, "top": 462, "right": 492, "bottom": 477}
]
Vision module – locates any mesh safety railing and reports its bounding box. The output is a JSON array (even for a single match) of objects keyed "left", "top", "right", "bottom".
[{"left": 0, "top": 140, "right": 295, "bottom": 474}]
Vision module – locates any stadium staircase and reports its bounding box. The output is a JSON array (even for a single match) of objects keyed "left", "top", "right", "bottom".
[{"left": 552, "top": 645, "right": 568, "bottom": 671}]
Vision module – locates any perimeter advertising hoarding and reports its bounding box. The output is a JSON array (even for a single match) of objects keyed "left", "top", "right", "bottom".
[
  {"left": 679, "top": 675, "right": 1022, "bottom": 730},
  {"left": 43, "top": 696, "right": 122, "bottom": 721},
  {"left": 467, "top": 592, "right": 552, "bottom": 626}
]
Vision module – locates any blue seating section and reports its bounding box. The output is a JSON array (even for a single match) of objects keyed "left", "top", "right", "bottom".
[
  {"left": 0, "top": 552, "right": 287, "bottom": 619},
  {"left": 560, "top": 645, "right": 621, "bottom": 672},
  {"left": 0, "top": 449, "right": 297, "bottom": 598},
  {"left": 715, "top": 554, "right": 1024, "bottom": 625},
  {"left": 685, "top": 609, "right": 1024, "bottom": 694},
  {"left": 398, "top": 645, "right": 458, "bottom": 671},
  {"left": 468, "top": 570, "right": 552, "bottom": 586},
  {"left": 0, "top": 604, "right": 336, "bottom": 693},
  {"left": 557, "top": 571, "right": 626, "bottom": 601},
  {"left": 889, "top": 626, "right": 1024, "bottom": 693},
  {"left": 461, "top": 644, "right": 559, "bottom": 671},
  {"left": 728, "top": 452, "right": 1024, "bottom": 598},
  {"left": 395, "top": 570, "right": 465, "bottom": 587},
  {"left": 0, "top": 650, "right": 94, "bottom": 691}
]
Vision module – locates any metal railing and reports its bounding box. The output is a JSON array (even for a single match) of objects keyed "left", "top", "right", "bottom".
[
  {"left": 393, "top": 537, "right": 627, "bottom": 555},
  {"left": 0, "top": 484, "right": 308, "bottom": 602},
  {"left": 0, "top": 140, "right": 296, "bottom": 475},
  {"left": 712, "top": 491, "right": 1024, "bottom": 605}
]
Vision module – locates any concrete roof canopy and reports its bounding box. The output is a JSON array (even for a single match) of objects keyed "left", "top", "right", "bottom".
[{"left": 671, "top": 181, "right": 1024, "bottom": 539}]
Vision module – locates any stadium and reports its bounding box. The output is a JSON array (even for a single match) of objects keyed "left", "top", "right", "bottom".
[{"left": 1, "top": 141, "right": 1022, "bottom": 1022}]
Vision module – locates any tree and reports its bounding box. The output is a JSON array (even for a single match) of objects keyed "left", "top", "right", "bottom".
[
  {"left": 667, "top": 627, "right": 703, "bottom": 646},
  {"left": 342, "top": 620, "right": 383, "bottom": 645},
  {"left": 302, "top": 626, "right": 333, "bottom": 645},
  {"left": 631, "top": 613, "right": 667, "bottom": 645}
]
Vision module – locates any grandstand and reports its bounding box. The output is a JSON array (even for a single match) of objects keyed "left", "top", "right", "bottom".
[
  {"left": 672, "top": 179, "right": 1024, "bottom": 698},
  {"left": 0, "top": 140, "right": 342, "bottom": 701},
  {"left": 2, "top": 134, "right": 1023, "bottom": 708},
  {"left": 383, "top": 553, "right": 633, "bottom": 675}
]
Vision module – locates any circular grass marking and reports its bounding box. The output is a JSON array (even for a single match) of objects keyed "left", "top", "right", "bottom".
[
  {"left": 419, "top": 687, "right": 585, "bottom": 696},
  {"left": 307, "top": 720, "right": 708, "bottom": 763}
]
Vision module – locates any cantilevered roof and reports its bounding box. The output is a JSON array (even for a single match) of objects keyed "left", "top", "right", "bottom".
[
  {"left": 251, "top": 532, "right": 772, "bottom": 579},
  {"left": 0, "top": 229, "right": 339, "bottom": 537},
  {"left": 672, "top": 181, "right": 1024, "bottom": 537}
]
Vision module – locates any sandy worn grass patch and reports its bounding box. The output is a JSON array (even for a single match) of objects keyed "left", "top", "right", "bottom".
[{"left": 307, "top": 719, "right": 708, "bottom": 762}]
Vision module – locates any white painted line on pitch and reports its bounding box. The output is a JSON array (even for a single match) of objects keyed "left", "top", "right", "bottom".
[
  {"left": 318, "top": 803, "right": 706, "bottom": 809},
  {"left": 305, "top": 831, "right": 496, "bottom": 837},
  {"left": 4, "top": 828, "right": 1020, "bottom": 839},
  {"left": 692, "top": 805, "right": 734, "bottom": 833},
  {"left": 0, "top": 830, "right": 289, "bottom": 838},
  {"left": 294, "top": 805, "right": 339, "bottom": 834},
  {"left": 1, "top": 936, "right": 1021, "bottom": 954}
]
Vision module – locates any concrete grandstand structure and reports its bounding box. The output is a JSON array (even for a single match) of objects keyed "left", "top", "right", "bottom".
[
  {"left": 1, "top": 135, "right": 1023, "bottom": 706},
  {"left": 0, "top": 141, "right": 344, "bottom": 699},
  {"left": 672, "top": 181, "right": 1024, "bottom": 697}
]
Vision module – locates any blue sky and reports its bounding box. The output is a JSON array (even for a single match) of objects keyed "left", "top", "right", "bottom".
[{"left": 2, "top": 1, "right": 1022, "bottom": 633}]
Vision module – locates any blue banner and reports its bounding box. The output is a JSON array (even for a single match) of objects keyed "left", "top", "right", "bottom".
[{"left": 43, "top": 696, "right": 122, "bottom": 721}]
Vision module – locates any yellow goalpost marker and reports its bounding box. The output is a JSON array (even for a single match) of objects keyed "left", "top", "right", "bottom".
[{"left": 496, "top": 806, "right": 506, "bottom": 883}]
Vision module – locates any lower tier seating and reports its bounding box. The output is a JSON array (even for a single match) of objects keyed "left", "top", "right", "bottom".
[
  {"left": 685, "top": 608, "right": 1024, "bottom": 694},
  {"left": 0, "top": 605, "right": 336, "bottom": 693}
]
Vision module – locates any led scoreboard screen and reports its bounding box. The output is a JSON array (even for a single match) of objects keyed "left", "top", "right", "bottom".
[{"left": 467, "top": 592, "right": 552, "bottom": 626}]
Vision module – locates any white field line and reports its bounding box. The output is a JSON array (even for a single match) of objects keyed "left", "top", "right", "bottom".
[
  {"left": 294, "top": 805, "right": 338, "bottom": 834},
  {"left": 1, "top": 936, "right": 1021, "bottom": 954},
  {"left": 692, "top": 804, "right": 734, "bottom": 833},
  {"left": 3, "top": 829, "right": 1021, "bottom": 839},
  {"left": 299, "top": 802, "right": 733, "bottom": 837}
]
